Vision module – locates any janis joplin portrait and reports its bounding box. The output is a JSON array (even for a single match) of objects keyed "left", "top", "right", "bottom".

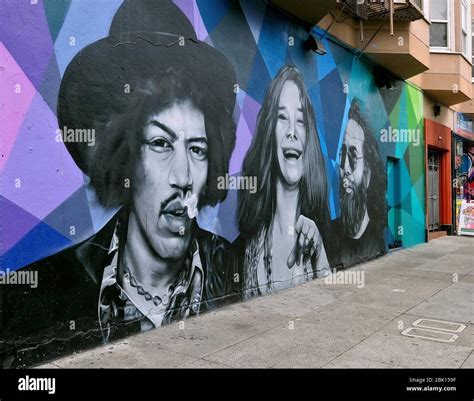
[{"left": 235, "top": 65, "right": 332, "bottom": 299}]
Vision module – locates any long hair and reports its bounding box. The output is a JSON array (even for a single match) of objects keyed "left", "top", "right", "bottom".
[
  {"left": 238, "top": 65, "right": 329, "bottom": 238},
  {"left": 347, "top": 97, "right": 386, "bottom": 233},
  {"left": 88, "top": 67, "right": 235, "bottom": 208}
]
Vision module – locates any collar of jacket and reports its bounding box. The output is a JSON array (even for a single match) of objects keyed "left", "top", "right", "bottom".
[
  {"left": 74, "top": 211, "right": 122, "bottom": 285},
  {"left": 73, "top": 208, "right": 214, "bottom": 286}
]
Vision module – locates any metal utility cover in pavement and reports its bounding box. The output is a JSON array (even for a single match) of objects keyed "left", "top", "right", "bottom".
[
  {"left": 412, "top": 318, "right": 466, "bottom": 333},
  {"left": 401, "top": 327, "right": 459, "bottom": 343}
]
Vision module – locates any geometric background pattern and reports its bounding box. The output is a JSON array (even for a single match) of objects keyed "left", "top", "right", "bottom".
[
  {"left": 384, "top": 84, "right": 425, "bottom": 248},
  {"left": 0, "top": 0, "right": 426, "bottom": 271}
]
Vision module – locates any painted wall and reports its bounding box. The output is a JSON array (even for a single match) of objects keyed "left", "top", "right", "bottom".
[
  {"left": 0, "top": 0, "right": 426, "bottom": 366},
  {"left": 384, "top": 85, "right": 425, "bottom": 249}
]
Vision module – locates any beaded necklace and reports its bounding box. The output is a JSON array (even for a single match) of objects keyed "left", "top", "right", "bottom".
[{"left": 123, "top": 267, "right": 174, "bottom": 307}]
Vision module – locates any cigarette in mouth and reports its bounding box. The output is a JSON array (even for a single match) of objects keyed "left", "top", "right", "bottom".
[{"left": 184, "top": 193, "right": 198, "bottom": 219}]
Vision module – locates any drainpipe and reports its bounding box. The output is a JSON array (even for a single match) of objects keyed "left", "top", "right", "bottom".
[{"left": 390, "top": 0, "right": 394, "bottom": 36}]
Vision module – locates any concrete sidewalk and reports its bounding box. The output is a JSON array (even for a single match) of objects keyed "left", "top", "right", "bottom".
[{"left": 38, "top": 236, "right": 473, "bottom": 369}]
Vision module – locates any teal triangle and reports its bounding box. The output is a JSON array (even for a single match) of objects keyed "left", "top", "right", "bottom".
[{"left": 45, "top": 0, "right": 72, "bottom": 42}]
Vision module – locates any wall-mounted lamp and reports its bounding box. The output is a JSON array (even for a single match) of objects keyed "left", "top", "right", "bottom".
[
  {"left": 373, "top": 66, "right": 396, "bottom": 91},
  {"left": 303, "top": 33, "right": 327, "bottom": 55},
  {"left": 434, "top": 105, "right": 441, "bottom": 116}
]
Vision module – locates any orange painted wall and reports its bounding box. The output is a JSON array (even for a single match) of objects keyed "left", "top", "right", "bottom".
[{"left": 424, "top": 119, "right": 452, "bottom": 227}]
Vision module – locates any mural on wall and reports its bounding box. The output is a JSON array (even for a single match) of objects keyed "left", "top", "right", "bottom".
[
  {"left": 335, "top": 97, "right": 386, "bottom": 265},
  {"left": 55, "top": 0, "right": 240, "bottom": 340},
  {"left": 383, "top": 84, "right": 425, "bottom": 249},
  {"left": 235, "top": 65, "right": 331, "bottom": 299},
  {"left": 1, "top": 0, "right": 425, "bottom": 366}
]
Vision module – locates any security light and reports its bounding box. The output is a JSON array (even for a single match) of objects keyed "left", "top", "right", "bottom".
[{"left": 303, "top": 33, "right": 327, "bottom": 55}]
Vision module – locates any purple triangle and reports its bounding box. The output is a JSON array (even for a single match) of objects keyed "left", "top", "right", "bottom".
[
  {"left": 0, "top": 0, "right": 54, "bottom": 90},
  {"left": 0, "top": 196, "right": 41, "bottom": 256},
  {"left": 2, "top": 92, "right": 84, "bottom": 220},
  {"left": 229, "top": 111, "right": 253, "bottom": 175},
  {"left": 173, "top": 0, "right": 194, "bottom": 27},
  {"left": 0, "top": 43, "right": 37, "bottom": 171},
  {"left": 37, "top": 53, "right": 61, "bottom": 113},
  {"left": 0, "top": 219, "right": 72, "bottom": 271},
  {"left": 242, "top": 93, "right": 260, "bottom": 135}
]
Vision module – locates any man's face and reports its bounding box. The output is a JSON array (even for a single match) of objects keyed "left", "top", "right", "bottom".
[
  {"left": 340, "top": 119, "right": 365, "bottom": 193},
  {"left": 275, "top": 80, "right": 307, "bottom": 188},
  {"left": 339, "top": 118, "right": 369, "bottom": 238},
  {"left": 132, "top": 100, "right": 208, "bottom": 260}
]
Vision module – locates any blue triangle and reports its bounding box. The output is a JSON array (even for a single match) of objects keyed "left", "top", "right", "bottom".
[
  {"left": 197, "top": 0, "right": 233, "bottom": 33},
  {"left": 286, "top": 26, "right": 318, "bottom": 84},
  {"left": 256, "top": 6, "right": 289, "bottom": 78},
  {"left": 1, "top": 221, "right": 72, "bottom": 272},
  {"left": 316, "top": 38, "right": 338, "bottom": 81},
  {"left": 42, "top": 185, "right": 95, "bottom": 246},
  {"left": 204, "top": 1, "right": 258, "bottom": 93},
  {"left": 54, "top": 0, "right": 123, "bottom": 77},
  {"left": 246, "top": 47, "right": 272, "bottom": 104},
  {"left": 319, "top": 69, "right": 347, "bottom": 158}
]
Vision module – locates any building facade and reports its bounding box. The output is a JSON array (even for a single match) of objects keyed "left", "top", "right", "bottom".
[
  {"left": 409, "top": 0, "right": 474, "bottom": 239},
  {"left": 0, "top": 0, "right": 472, "bottom": 366}
]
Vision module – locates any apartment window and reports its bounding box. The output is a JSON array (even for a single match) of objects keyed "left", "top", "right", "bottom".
[
  {"left": 472, "top": 21, "right": 474, "bottom": 79},
  {"left": 430, "top": 0, "right": 449, "bottom": 48},
  {"left": 461, "top": 0, "right": 469, "bottom": 56}
]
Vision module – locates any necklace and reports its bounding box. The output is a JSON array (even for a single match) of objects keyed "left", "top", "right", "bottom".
[{"left": 123, "top": 267, "right": 173, "bottom": 307}]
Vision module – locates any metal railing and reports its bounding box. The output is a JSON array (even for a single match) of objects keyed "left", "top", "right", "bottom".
[{"left": 337, "top": 0, "right": 424, "bottom": 21}]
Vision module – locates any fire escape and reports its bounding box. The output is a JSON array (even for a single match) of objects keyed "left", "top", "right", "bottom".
[{"left": 338, "top": 0, "right": 424, "bottom": 35}]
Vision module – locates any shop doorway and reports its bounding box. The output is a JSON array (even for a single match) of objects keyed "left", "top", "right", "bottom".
[
  {"left": 427, "top": 150, "right": 440, "bottom": 231},
  {"left": 387, "top": 157, "right": 402, "bottom": 248}
]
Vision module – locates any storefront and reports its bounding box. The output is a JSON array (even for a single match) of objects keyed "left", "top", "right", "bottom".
[
  {"left": 453, "top": 114, "right": 474, "bottom": 235},
  {"left": 424, "top": 119, "right": 453, "bottom": 240}
]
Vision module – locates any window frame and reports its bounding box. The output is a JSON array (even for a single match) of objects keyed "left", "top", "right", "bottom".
[
  {"left": 461, "top": 0, "right": 469, "bottom": 57},
  {"left": 471, "top": 9, "right": 474, "bottom": 81},
  {"left": 429, "top": 0, "right": 451, "bottom": 51}
]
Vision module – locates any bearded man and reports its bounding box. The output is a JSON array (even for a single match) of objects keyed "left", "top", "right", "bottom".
[{"left": 337, "top": 97, "right": 386, "bottom": 266}]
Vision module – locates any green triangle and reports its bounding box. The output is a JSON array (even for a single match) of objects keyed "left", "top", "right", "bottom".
[{"left": 406, "top": 84, "right": 423, "bottom": 123}]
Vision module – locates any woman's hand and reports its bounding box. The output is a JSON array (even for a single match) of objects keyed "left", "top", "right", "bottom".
[{"left": 287, "top": 215, "right": 322, "bottom": 269}]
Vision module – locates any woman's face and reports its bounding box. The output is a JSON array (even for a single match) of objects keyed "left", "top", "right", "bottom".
[{"left": 275, "top": 80, "right": 307, "bottom": 188}]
